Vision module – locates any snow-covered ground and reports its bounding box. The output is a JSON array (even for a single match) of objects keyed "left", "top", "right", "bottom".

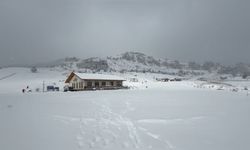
[{"left": 0, "top": 67, "right": 250, "bottom": 150}]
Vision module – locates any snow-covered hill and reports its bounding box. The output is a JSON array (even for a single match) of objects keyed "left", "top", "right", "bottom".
[
  {"left": 38, "top": 52, "right": 186, "bottom": 73},
  {"left": 31, "top": 52, "right": 250, "bottom": 81}
]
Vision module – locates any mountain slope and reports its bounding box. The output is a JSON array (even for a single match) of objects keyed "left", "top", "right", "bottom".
[
  {"left": 43, "top": 52, "right": 188, "bottom": 74},
  {"left": 35, "top": 52, "right": 250, "bottom": 78}
]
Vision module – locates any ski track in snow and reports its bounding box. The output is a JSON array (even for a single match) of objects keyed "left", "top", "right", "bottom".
[
  {"left": 0, "top": 73, "right": 16, "bottom": 81},
  {"left": 137, "top": 116, "right": 206, "bottom": 125},
  {"left": 138, "top": 127, "right": 175, "bottom": 149},
  {"left": 53, "top": 100, "right": 177, "bottom": 149}
]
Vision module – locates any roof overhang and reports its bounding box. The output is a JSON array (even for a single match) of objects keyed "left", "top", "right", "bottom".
[
  {"left": 65, "top": 72, "right": 75, "bottom": 83},
  {"left": 65, "top": 72, "right": 125, "bottom": 83}
]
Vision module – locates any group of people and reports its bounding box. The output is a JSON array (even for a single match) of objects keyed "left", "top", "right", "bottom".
[{"left": 22, "top": 86, "right": 31, "bottom": 93}]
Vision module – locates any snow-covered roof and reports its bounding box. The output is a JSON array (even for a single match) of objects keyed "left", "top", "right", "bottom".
[{"left": 74, "top": 72, "right": 125, "bottom": 81}]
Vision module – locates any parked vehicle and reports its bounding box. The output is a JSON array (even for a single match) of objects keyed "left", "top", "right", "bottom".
[{"left": 47, "top": 86, "right": 60, "bottom": 92}]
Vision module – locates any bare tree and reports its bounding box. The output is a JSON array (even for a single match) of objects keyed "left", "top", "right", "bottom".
[{"left": 31, "top": 66, "right": 38, "bottom": 73}]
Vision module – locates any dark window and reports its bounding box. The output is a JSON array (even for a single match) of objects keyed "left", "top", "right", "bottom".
[
  {"left": 110, "top": 81, "right": 114, "bottom": 86},
  {"left": 87, "top": 81, "right": 92, "bottom": 87},
  {"left": 102, "top": 82, "right": 106, "bottom": 86},
  {"left": 95, "top": 82, "right": 100, "bottom": 87},
  {"left": 117, "top": 81, "right": 122, "bottom": 87}
]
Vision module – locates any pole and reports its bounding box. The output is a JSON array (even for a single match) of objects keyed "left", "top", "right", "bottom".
[{"left": 43, "top": 81, "right": 45, "bottom": 92}]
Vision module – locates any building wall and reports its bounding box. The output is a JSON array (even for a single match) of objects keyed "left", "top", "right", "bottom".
[
  {"left": 70, "top": 75, "right": 85, "bottom": 90},
  {"left": 85, "top": 80, "right": 123, "bottom": 89},
  {"left": 69, "top": 74, "right": 123, "bottom": 90}
]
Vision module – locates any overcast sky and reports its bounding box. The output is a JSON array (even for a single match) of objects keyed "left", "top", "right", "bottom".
[{"left": 0, "top": 0, "right": 250, "bottom": 66}]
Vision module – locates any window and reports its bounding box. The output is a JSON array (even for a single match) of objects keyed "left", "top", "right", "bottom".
[
  {"left": 117, "top": 81, "right": 122, "bottom": 87},
  {"left": 110, "top": 81, "right": 114, "bottom": 86},
  {"left": 95, "top": 81, "right": 100, "bottom": 87},
  {"left": 87, "top": 81, "right": 92, "bottom": 87},
  {"left": 102, "top": 82, "right": 106, "bottom": 87},
  {"left": 80, "top": 82, "right": 83, "bottom": 89}
]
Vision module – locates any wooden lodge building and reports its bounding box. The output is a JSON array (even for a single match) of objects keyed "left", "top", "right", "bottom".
[{"left": 65, "top": 72, "right": 126, "bottom": 91}]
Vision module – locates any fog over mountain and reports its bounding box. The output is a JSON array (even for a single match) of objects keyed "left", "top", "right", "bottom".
[{"left": 0, "top": 0, "right": 250, "bottom": 66}]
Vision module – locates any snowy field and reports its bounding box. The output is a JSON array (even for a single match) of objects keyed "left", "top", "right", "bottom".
[{"left": 0, "top": 68, "right": 250, "bottom": 150}]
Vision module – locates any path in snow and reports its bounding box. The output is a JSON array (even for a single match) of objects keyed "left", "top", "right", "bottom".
[
  {"left": 137, "top": 116, "right": 206, "bottom": 125},
  {"left": 0, "top": 73, "right": 16, "bottom": 81},
  {"left": 53, "top": 100, "right": 176, "bottom": 149}
]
